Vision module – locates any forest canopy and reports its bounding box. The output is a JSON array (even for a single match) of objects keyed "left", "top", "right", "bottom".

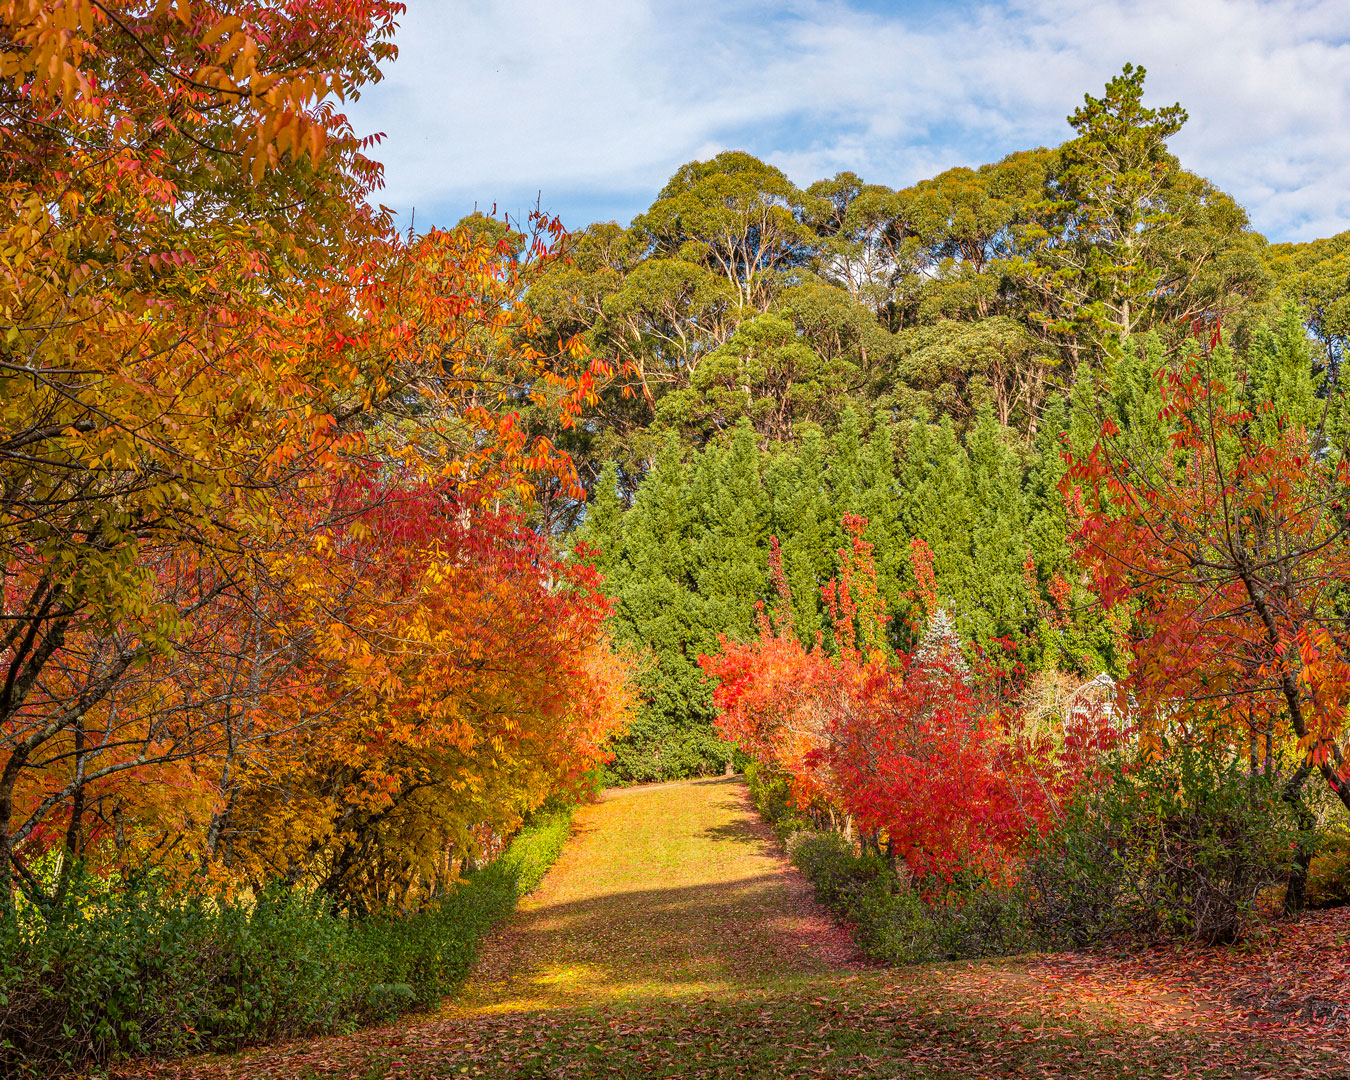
[{"left": 546, "top": 65, "right": 1348, "bottom": 785}]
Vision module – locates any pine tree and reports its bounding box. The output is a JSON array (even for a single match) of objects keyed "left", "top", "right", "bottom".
[
  {"left": 608, "top": 438, "right": 723, "bottom": 780},
  {"left": 692, "top": 420, "right": 770, "bottom": 645},
  {"left": 827, "top": 407, "right": 866, "bottom": 529},
  {"left": 899, "top": 415, "right": 975, "bottom": 626},
  {"left": 858, "top": 420, "right": 906, "bottom": 636},
  {"left": 770, "top": 425, "right": 833, "bottom": 644},
  {"left": 916, "top": 607, "right": 970, "bottom": 678}
]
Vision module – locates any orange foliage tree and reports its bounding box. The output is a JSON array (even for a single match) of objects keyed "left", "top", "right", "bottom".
[
  {"left": 1065, "top": 333, "right": 1350, "bottom": 815},
  {"left": 0, "top": 1, "right": 632, "bottom": 915},
  {"left": 1064, "top": 329, "right": 1350, "bottom": 903}
]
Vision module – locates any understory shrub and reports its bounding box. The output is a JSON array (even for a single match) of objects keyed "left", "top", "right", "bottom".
[
  {"left": 0, "top": 807, "right": 573, "bottom": 1077},
  {"left": 1307, "top": 825, "right": 1350, "bottom": 910},
  {"left": 1026, "top": 744, "right": 1299, "bottom": 946},
  {"left": 750, "top": 762, "right": 1031, "bottom": 964},
  {"left": 751, "top": 747, "right": 1310, "bottom": 964},
  {"left": 784, "top": 830, "right": 1035, "bottom": 964},
  {"left": 744, "top": 761, "right": 811, "bottom": 841}
]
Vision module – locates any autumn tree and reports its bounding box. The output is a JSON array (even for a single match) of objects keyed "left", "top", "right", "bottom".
[
  {"left": 207, "top": 484, "right": 632, "bottom": 913},
  {"left": 1066, "top": 325, "right": 1350, "bottom": 904},
  {"left": 0, "top": 1, "right": 622, "bottom": 914},
  {"left": 704, "top": 516, "right": 1057, "bottom": 878}
]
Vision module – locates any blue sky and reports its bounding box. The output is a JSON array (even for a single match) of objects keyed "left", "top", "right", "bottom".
[{"left": 346, "top": 0, "right": 1350, "bottom": 244}]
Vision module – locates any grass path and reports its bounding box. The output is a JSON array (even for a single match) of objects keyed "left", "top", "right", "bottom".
[
  {"left": 454, "top": 776, "right": 862, "bottom": 1015},
  {"left": 128, "top": 778, "right": 1346, "bottom": 1079}
]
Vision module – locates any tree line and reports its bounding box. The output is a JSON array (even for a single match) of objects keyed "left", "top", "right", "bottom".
[{"left": 546, "top": 67, "right": 1350, "bottom": 785}]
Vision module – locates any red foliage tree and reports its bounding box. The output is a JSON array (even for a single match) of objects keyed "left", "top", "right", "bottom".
[{"left": 704, "top": 517, "right": 1060, "bottom": 881}]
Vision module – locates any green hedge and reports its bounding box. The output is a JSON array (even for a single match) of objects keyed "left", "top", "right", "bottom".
[{"left": 0, "top": 807, "right": 574, "bottom": 1077}]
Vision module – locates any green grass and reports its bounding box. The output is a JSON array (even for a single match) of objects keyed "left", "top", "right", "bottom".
[{"left": 113, "top": 779, "right": 1345, "bottom": 1080}]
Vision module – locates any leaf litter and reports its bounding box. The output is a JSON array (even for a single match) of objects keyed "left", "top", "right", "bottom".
[{"left": 116, "top": 779, "right": 1349, "bottom": 1079}]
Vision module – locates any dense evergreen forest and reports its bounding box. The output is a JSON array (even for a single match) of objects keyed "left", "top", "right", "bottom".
[{"left": 523, "top": 65, "right": 1350, "bottom": 781}]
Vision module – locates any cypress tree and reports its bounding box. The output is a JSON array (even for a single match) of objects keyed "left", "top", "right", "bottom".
[
  {"left": 772, "top": 425, "right": 832, "bottom": 645},
  {"left": 607, "top": 438, "right": 727, "bottom": 780},
  {"left": 964, "top": 408, "right": 1031, "bottom": 646},
  {"left": 691, "top": 420, "right": 770, "bottom": 646}
]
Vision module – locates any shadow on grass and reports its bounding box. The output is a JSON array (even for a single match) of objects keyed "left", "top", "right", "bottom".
[
  {"left": 697, "top": 817, "right": 767, "bottom": 846},
  {"left": 140, "top": 964, "right": 1344, "bottom": 1080},
  {"left": 496, "top": 872, "right": 836, "bottom": 993}
]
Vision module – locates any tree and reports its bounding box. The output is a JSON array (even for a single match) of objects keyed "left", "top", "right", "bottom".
[
  {"left": 703, "top": 516, "right": 1054, "bottom": 878},
  {"left": 1266, "top": 230, "right": 1350, "bottom": 387},
  {"left": 0, "top": 0, "right": 402, "bottom": 914},
  {"left": 1065, "top": 328, "right": 1350, "bottom": 904},
  {"left": 1021, "top": 64, "right": 1265, "bottom": 363},
  {"left": 217, "top": 486, "right": 633, "bottom": 913},
  {"left": 655, "top": 314, "right": 855, "bottom": 444},
  {"left": 0, "top": 1, "right": 623, "bottom": 914},
  {"left": 637, "top": 152, "right": 814, "bottom": 313}
]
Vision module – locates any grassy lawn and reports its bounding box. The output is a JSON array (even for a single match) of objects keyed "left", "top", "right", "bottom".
[{"left": 121, "top": 778, "right": 1347, "bottom": 1080}]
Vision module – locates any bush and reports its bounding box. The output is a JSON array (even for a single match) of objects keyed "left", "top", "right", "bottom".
[
  {"left": 754, "top": 740, "right": 1310, "bottom": 957},
  {"left": 750, "top": 760, "right": 1032, "bottom": 964},
  {"left": 0, "top": 807, "right": 574, "bottom": 1077},
  {"left": 1307, "top": 826, "right": 1350, "bottom": 910},
  {"left": 744, "top": 761, "right": 811, "bottom": 841},
  {"left": 602, "top": 713, "right": 735, "bottom": 784},
  {"left": 784, "top": 829, "right": 1034, "bottom": 965},
  {"left": 1026, "top": 743, "right": 1299, "bottom": 946}
]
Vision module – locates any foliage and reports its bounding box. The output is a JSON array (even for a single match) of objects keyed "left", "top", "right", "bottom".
[
  {"left": 1026, "top": 744, "right": 1300, "bottom": 946},
  {"left": 705, "top": 515, "right": 1068, "bottom": 879},
  {"left": 780, "top": 820, "right": 1034, "bottom": 965},
  {"left": 1, "top": 1, "right": 635, "bottom": 919},
  {"left": 0, "top": 806, "right": 572, "bottom": 1076},
  {"left": 584, "top": 409, "right": 1114, "bottom": 781},
  {"left": 560, "top": 65, "right": 1325, "bottom": 777},
  {"left": 212, "top": 491, "right": 632, "bottom": 913},
  {"left": 1064, "top": 320, "right": 1350, "bottom": 908},
  {"left": 742, "top": 760, "right": 811, "bottom": 840},
  {"left": 1307, "top": 825, "right": 1350, "bottom": 910},
  {"left": 1020, "top": 64, "right": 1264, "bottom": 354},
  {"left": 1266, "top": 229, "right": 1350, "bottom": 379},
  {"left": 532, "top": 65, "right": 1268, "bottom": 513}
]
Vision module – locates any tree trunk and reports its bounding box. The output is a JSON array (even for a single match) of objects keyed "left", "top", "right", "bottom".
[
  {"left": 0, "top": 744, "right": 32, "bottom": 920},
  {"left": 1281, "top": 763, "right": 1316, "bottom": 915},
  {"left": 53, "top": 720, "right": 88, "bottom": 908}
]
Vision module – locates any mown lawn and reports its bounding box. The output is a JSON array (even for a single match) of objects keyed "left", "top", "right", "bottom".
[{"left": 122, "top": 778, "right": 1348, "bottom": 1080}]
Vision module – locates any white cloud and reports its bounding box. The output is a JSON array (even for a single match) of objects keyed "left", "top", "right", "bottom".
[{"left": 346, "top": 0, "right": 1350, "bottom": 242}]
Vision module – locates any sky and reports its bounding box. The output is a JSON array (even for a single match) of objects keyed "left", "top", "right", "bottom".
[{"left": 345, "top": 0, "right": 1350, "bottom": 245}]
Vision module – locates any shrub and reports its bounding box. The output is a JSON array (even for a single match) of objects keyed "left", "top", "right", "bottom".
[
  {"left": 784, "top": 829, "right": 1034, "bottom": 965},
  {"left": 0, "top": 807, "right": 573, "bottom": 1077},
  {"left": 745, "top": 761, "right": 811, "bottom": 841},
  {"left": 1026, "top": 743, "right": 1299, "bottom": 946},
  {"left": 1307, "top": 826, "right": 1350, "bottom": 910}
]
